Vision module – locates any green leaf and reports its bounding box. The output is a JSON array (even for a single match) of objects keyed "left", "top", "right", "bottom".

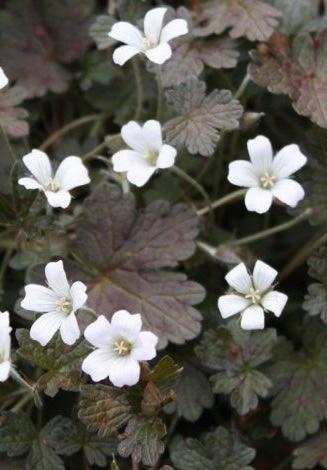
[
  {"left": 117, "top": 416, "right": 166, "bottom": 467},
  {"left": 170, "top": 426, "right": 256, "bottom": 470},
  {"left": 0, "top": 411, "right": 36, "bottom": 457},
  {"left": 146, "top": 355, "right": 182, "bottom": 395},
  {"left": 269, "top": 0, "right": 320, "bottom": 34},
  {"left": 195, "top": 321, "right": 276, "bottom": 415},
  {"left": 293, "top": 432, "right": 327, "bottom": 469},
  {"left": 89, "top": 15, "right": 116, "bottom": 50},
  {"left": 16, "top": 329, "right": 89, "bottom": 397},
  {"left": 0, "top": 85, "right": 29, "bottom": 138},
  {"left": 269, "top": 319, "right": 327, "bottom": 441},
  {"left": 117, "top": 0, "right": 150, "bottom": 21},
  {"left": 26, "top": 441, "right": 64, "bottom": 470}
]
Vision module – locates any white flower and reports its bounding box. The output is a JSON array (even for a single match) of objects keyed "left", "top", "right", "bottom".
[
  {"left": 228, "top": 135, "right": 307, "bottom": 214},
  {"left": 0, "top": 311, "right": 12, "bottom": 382},
  {"left": 108, "top": 7, "right": 188, "bottom": 65},
  {"left": 18, "top": 149, "right": 90, "bottom": 209},
  {"left": 0, "top": 67, "right": 9, "bottom": 89},
  {"left": 21, "top": 260, "right": 87, "bottom": 346},
  {"left": 218, "top": 260, "right": 288, "bottom": 330},
  {"left": 112, "top": 120, "right": 177, "bottom": 187},
  {"left": 82, "top": 310, "right": 158, "bottom": 387}
]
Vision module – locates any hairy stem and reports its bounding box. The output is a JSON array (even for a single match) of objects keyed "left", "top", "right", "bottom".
[
  {"left": 82, "top": 134, "right": 119, "bottom": 162},
  {"left": 1, "top": 125, "right": 17, "bottom": 161},
  {"left": 10, "top": 368, "right": 42, "bottom": 408},
  {"left": 133, "top": 57, "right": 143, "bottom": 121},
  {"left": 197, "top": 189, "right": 246, "bottom": 216},
  {"left": 234, "top": 72, "right": 251, "bottom": 100},
  {"left": 156, "top": 66, "right": 164, "bottom": 121},
  {"left": 172, "top": 166, "right": 212, "bottom": 216}
]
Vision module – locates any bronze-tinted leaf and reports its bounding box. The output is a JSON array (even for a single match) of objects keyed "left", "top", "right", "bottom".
[{"left": 0, "top": 86, "right": 29, "bottom": 138}]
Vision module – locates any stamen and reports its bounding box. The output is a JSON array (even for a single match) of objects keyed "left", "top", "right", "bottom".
[
  {"left": 145, "top": 149, "right": 158, "bottom": 165},
  {"left": 56, "top": 297, "right": 72, "bottom": 314},
  {"left": 245, "top": 287, "right": 261, "bottom": 304},
  {"left": 259, "top": 172, "right": 275, "bottom": 189},
  {"left": 144, "top": 35, "right": 157, "bottom": 49},
  {"left": 44, "top": 177, "right": 60, "bottom": 192},
  {"left": 113, "top": 339, "right": 132, "bottom": 356}
]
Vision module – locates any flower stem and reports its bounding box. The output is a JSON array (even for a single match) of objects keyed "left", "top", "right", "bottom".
[
  {"left": 228, "top": 208, "right": 313, "bottom": 246},
  {"left": 0, "top": 247, "right": 13, "bottom": 298},
  {"left": 82, "top": 134, "right": 120, "bottom": 163},
  {"left": 197, "top": 189, "right": 246, "bottom": 216},
  {"left": 10, "top": 368, "right": 42, "bottom": 408},
  {"left": 80, "top": 306, "right": 98, "bottom": 320},
  {"left": 156, "top": 66, "right": 164, "bottom": 121},
  {"left": 234, "top": 72, "right": 251, "bottom": 100},
  {"left": 132, "top": 57, "right": 143, "bottom": 121},
  {"left": 0, "top": 125, "right": 17, "bottom": 162}
]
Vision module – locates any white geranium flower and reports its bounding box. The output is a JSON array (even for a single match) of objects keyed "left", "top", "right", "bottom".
[
  {"left": 218, "top": 260, "right": 288, "bottom": 330},
  {"left": 112, "top": 120, "right": 177, "bottom": 187},
  {"left": 0, "top": 311, "right": 12, "bottom": 382},
  {"left": 82, "top": 310, "right": 158, "bottom": 387},
  {"left": 0, "top": 67, "right": 9, "bottom": 89},
  {"left": 108, "top": 7, "right": 188, "bottom": 65},
  {"left": 18, "top": 149, "right": 90, "bottom": 209},
  {"left": 228, "top": 135, "right": 307, "bottom": 214},
  {"left": 21, "top": 260, "right": 87, "bottom": 346}
]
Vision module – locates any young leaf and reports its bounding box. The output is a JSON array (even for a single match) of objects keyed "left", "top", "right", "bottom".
[
  {"left": 195, "top": 321, "right": 276, "bottom": 415},
  {"left": 170, "top": 426, "right": 256, "bottom": 470},
  {"left": 0, "top": 86, "right": 29, "bottom": 138},
  {"left": 303, "top": 247, "right": 327, "bottom": 324},
  {"left": 0, "top": 411, "right": 36, "bottom": 457},
  {"left": 165, "top": 78, "right": 243, "bottom": 156},
  {"left": 293, "top": 432, "right": 327, "bottom": 469},
  {"left": 145, "top": 355, "right": 182, "bottom": 395},
  {"left": 69, "top": 183, "right": 205, "bottom": 348}
]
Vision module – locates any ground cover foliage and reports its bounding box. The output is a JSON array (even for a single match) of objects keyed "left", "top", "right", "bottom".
[{"left": 0, "top": 0, "right": 327, "bottom": 469}]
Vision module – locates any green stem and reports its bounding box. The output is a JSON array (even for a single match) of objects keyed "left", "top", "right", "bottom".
[
  {"left": 11, "top": 393, "right": 33, "bottom": 412},
  {"left": 80, "top": 306, "right": 98, "bottom": 320},
  {"left": 228, "top": 208, "right": 313, "bottom": 246},
  {"left": 10, "top": 368, "right": 42, "bottom": 408},
  {"left": 0, "top": 125, "right": 17, "bottom": 161},
  {"left": 197, "top": 189, "right": 246, "bottom": 216},
  {"left": 156, "top": 66, "right": 164, "bottom": 121},
  {"left": 82, "top": 134, "right": 119, "bottom": 163},
  {"left": 0, "top": 247, "right": 13, "bottom": 297},
  {"left": 234, "top": 72, "right": 251, "bottom": 100},
  {"left": 132, "top": 58, "right": 143, "bottom": 121}
]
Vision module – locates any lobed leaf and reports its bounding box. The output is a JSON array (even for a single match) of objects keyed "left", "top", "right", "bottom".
[
  {"left": 0, "top": 412, "right": 36, "bottom": 458},
  {"left": 0, "top": 86, "right": 29, "bottom": 138},
  {"left": 293, "top": 432, "right": 327, "bottom": 469}
]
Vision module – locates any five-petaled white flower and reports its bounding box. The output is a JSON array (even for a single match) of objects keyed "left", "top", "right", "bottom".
[
  {"left": 0, "top": 67, "right": 9, "bottom": 89},
  {"left": 218, "top": 260, "right": 288, "bottom": 330},
  {"left": 82, "top": 310, "right": 158, "bottom": 387},
  {"left": 21, "top": 260, "right": 87, "bottom": 346},
  {"left": 112, "top": 120, "right": 177, "bottom": 187},
  {"left": 0, "top": 311, "right": 12, "bottom": 382},
  {"left": 108, "top": 7, "right": 188, "bottom": 65},
  {"left": 228, "top": 135, "right": 307, "bottom": 214},
  {"left": 18, "top": 149, "right": 90, "bottom": 209}
]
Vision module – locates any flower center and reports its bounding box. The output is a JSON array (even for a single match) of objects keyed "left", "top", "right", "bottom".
[
  {"left": 259, "top": 172, "right": 275, "bottom": 189},
  {"left": 245, "top": 287, "right": 261, "bottom": 304},
  {"left": 144, "top": 34, "right": 158, "bottom": 49},
  {"left": 44, "top": 177, "right": 60, "bottom": 192},
  {"left": 56, "top": 297, "right": 72, "bottom": 314},
  {"left": 145, "top": 149, "right": 158, "bottom": 166},
  {"left": 113, "top": 339, "right": 132, "bottom": 356}
]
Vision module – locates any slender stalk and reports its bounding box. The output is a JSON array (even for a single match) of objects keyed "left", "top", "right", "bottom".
[
  {"left": 82, "top": 140, "right": 112, "bottom": 163},
  {"left": 156, "top": 66, "right": 164, "bottom": 121},
  {"left": 0, "top": 247, "right": 13, "bottom": 296},
  {"left": 171, "top": 166, "right": 212, "bottom": 215},
  {"left": 39, "top": 112, "right": 111, "bottom": 151},
  {"left": 132, "top": 57, "right": 143, "bottom": 121},
  {"left": 228, "top": 208, "right": 313, "bottom": 246},
  {"left": 80, "top": 306, "right": 98, "bottom": 320},
  {"left": 10, "top": 368, "right": 42, "bottom": 408},
  {"left": 11, "top": 393, "right": 33, "bottom": 412},
  {"left": 197, "top": 189, "right": 246, "bottom": 216},
  {"left": 234, "top": 72, "right": 251, "bottom": 100},
  {"left": 131, "top": 458, "right": 139, "bottom": 470},
  {"left": 0, "top": 125, "right": 17, "bottom": 161}
]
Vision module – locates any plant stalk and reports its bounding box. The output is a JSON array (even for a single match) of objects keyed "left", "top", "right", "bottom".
[{"left": 197, "top": 189, "right": 246, "bottom": 216}]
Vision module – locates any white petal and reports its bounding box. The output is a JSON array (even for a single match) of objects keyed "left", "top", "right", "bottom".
[
  {"left": 225, "top": 263, "right": 252, "bottom": 295},
  {"left": 109, "top": 22, "right": 144, "bottom": 48},
  {"left": 228, "top": 160, "right": 258, "bottom": 188},
  {"left": 84, "top": 315, "right": 114, "bottom": 349},
  {"left": 59, "top": 312, "right": 80, "bottom": 345},
  {"left": 45, "top": 190, "right": 71, "bottom": 208},
  {"left": 70, "top": 281, "right": 87, "bottom": 311},
  {"left": 127, "top": 166, "right": 156, "bottom": 187},
  {"left": 241, "top": 305, "right": 265, "bottom": 330},
  {"left": 45, "top": 260, "right": 70, "bottom": 297},
  {"left": 160, "top": 19, "right": 188, "bottom": 43},
  {"left": 156, "top": 144, "right": 176, "bottom": 169},
  {"left": 142, "top": 120, "right": 163, "bottom": 151},
  {"left": 0, "top": 311, "right": 10, "bottom": 330},
  {"left": 247, "top": 136, "right": 273, "bottom": 174},
  {"left": 144, "top": 7, "right": 167, "bottom": 43},
  {"left": 0, "top": 361, "right": 10, "bottom": 382},
  {"left": 82, "top": 349, "right": 113, "bottom": 382},
  {"left": 18, "top": 177, "right": 42, "bottom": 190},
  {"left": 121, "top": 121, "right": 147, "bottom": 153},
  {"left": 108, "top": 357, "right": 140, "bottom": 387},
  {"left": 261, "top": 290, "right": 288, "bottom": 317},
  {"left": 21, "top": 284, "right": 58, "bottom": 313},
  {"left": 22, "top": 149, "right": 52, "bottom": 185},
  {"left": 113, "top": 45, "right": 140, "bottom": 66},
  {"left": 111, "top": 310, "right": 142, "bottom": 342},
  {"left": 112, "top": 150, "right": 144, "bottom": 172},
  {"left": 131, "top": 331, "right": 158, "bottom": 361},
  {"left": 30, "top": 311, "right": 66, "bottom": 346},
  {"left": 245, "top": 187, "right": 273, "bottom": 213},
  {"left": 271, "top": 179, "right": 305, "bottom": 208},
  {"left": 0, "top": 67, "right": 9, "bottom": 89},
  {"left": 218, "top": 294, "right": 250, "bottom": 319},
  {"left": 253, "top": 260, "right": 277, "bottom": 292},
  {"left": 272, "top": 144, "right": 307, "bottom": 179},
  {"left": 55, "top": 156, "right": 90, "bottom": 191},
  {"left": 145, "top": 43, "right": 172, "bottom": 64}
]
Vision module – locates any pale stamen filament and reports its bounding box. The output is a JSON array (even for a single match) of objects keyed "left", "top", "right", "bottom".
[
  {"left": 56, "top": 297, "right": 72, "bottom": 314},
  {"left": 259, "top": 172, "right": 275, "bottom": 189},
  {"left": 113, "top": 339, "right": 132, "bottom": 356},
  {"left": 245, "top": 287, "right": 261, "bottom": 304}
]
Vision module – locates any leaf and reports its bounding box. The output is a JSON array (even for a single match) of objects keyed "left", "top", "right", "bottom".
[
  {"left": 165, "top": 78, "right": 243, "bottom": 156},
  {"left": 78, "top": 384, "right": 133, "bottom": 437},
  {"left": 195, "top": 321, "right": 276, "bottom": 415},
  {"left": 193, "top": 0, "right": 281, "bottom": 41},
  {"left": 69, "top": 183, "right": 205, "bottom": 348},
  {"left": 0, "top": 411, "right": 36, "bottom": 457},
  {"left": 117, "top": 416, "right": 166, "bottom": 467},
  {"left": 250, "top": 31, "right": 327, "bottom": 128},
  {"left": 269, "top": 0, "right": 320, "bottom": 34},
  {"left": 145, "top": 355, "right": 182, "bottom": 395},
  {"left": 0, "top": 0, "right": 93, "bottom": 98},
  {"left": 293, "top": 432, "right": 327, "bottom": 469},
  {"left": 16, "top": 329, "right": 89, "bottom": 397},
  {"left": 0, "top": 86, "right": 29, "bottom": 138},
  {"left": 303, "top": 247, "right": 327, "bottom": 324},
  {"left": 89, "top": 15, "right": 116, "bottom": 50},
  {"left": 170, "top": 426, "right": 256, "bottom": 470},
  {"left": 269, "top": 319, "right": 327, "bottom": 441}
]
